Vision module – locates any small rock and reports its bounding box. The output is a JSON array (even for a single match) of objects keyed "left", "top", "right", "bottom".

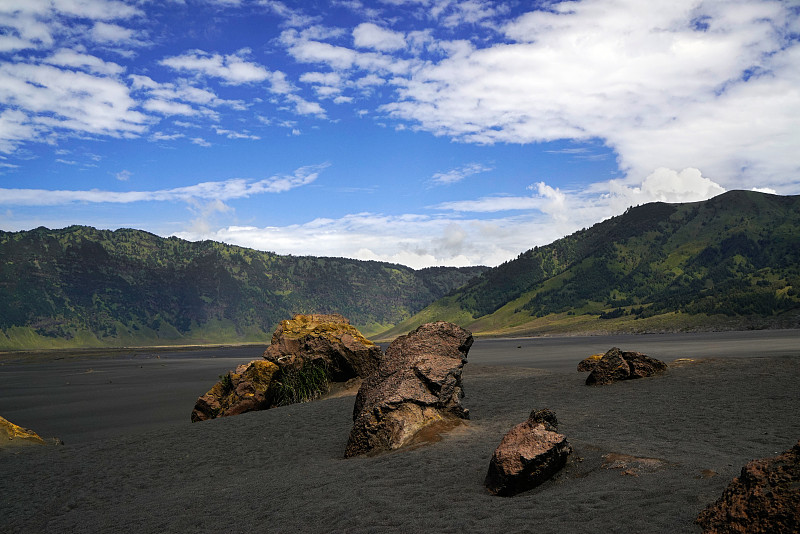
[
  {"left": 484, "top": 409, "right": 572, "bottom": 497},
  {"left": 583, "top": 347, "right": 667, "bottom": 385},
  {"left": 696, "top": 440, "right": 800, "bottom": 533}
]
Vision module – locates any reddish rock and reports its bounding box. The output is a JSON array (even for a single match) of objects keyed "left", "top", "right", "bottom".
[
  {"left": 191, "top": 360, "right": 279, "bottom": 422},
  {"left": 484, "top": 409, "right": 572, "bottom": 496},
  {"left": 263, "top": 314, "right": 382, "bottom": 381},
  {"left": 696, "top": 440, "right": 800, "bottom": 533},
  {"left": 584, "top": 347, "right": 667, "bottom": 385},
  {"left": 344, "top": 321, "right": 473, "bottom": 458}
]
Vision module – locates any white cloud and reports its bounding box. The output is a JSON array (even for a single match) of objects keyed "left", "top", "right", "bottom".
[
  {"left": 0, "top": 62, "right": 148, "bottom": 151},
  {"left": 431, "top": 162, "right": 492, "bottom": 185},
  {"left": 0, "top": 164, "right": 327, "bottom": 206},
  {"left": 144, "top": 99, "right": 198, "bottom": 116},
  {"left": 353, "top": 23, "right": 406, "bottom": 52},
  {"left": 751, "top": 187, "right": 777, "bottom": 195},
  {"left": 214, "top": 127, "right": 260, "bottom": 140},
  {"left": 260, "top": 0, "right": 320, "bottom": 27},
  {"left": 355, "top": 73, "right": 385, "bottom": 87},
  {"left": 379, "top": 0, "right": 800, "bottom": 189},
  {"left": 43, "top": 49, "right": 124, "bottom": 76},
  {"left": 0, "top": 0, "right": 142, "bottom": 52},
  {"left": 159, "top": 49, "right": 275, "bottom": 85},
  {"left": 116, "top": 169, "right": 131, "bottom": 181},
  {"left": 149, "top": 131, "right": 185, "bottom": 141},
  {"left": 173, "top": 212, "right": 522, "bottom": 269},
  {"left": 286, "top": 94, "right": 326, "bottom": 116},
  {"left": 190, "top": 137, "right": 212, "bottom": 147},
  {"left": 281, "top": 28, "right": 414, "bottom": 75},
  {"left": 608, "top": 168, "right": 727, "bottom": 205},
  {"left": 0, "top": 109, "right": 38, "bottom": 154},
  {"left": 91, "top": 21, "right": 148, "bottom": 46}
]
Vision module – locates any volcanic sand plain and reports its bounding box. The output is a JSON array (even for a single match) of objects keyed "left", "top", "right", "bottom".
[{"left": 1, "top": 330, "right": 799, "bottom": 533}]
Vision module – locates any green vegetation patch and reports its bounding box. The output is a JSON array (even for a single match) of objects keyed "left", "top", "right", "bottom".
[{"left": 269, "top": 360, "right": 332, "bottom": 407}]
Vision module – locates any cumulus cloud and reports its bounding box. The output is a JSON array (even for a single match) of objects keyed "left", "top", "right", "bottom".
[
  {"left": 173, "top": 212, "right": 522, "bottom": 269},
  {"left": 608, "top": 168, "right": 727, "bottom": 205},
  {"left": 353, "top": 23, "right": 406, "bottom": 52},
  {"left": 378, "top": 0, "right": 800, "bottom": 188},
  {"left": 0, "top": 62, "right": 148, "bottom": 152},
  {"left": 159, "top": 50, "right": 274, "bottom": 84},
  {"left": 91, "top": 21, "right": 149, "bottom": 47}
]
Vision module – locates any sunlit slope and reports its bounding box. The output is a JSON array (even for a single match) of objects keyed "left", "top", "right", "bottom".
[{"left": 377, "top": 191, "right": 800, "bottom": 339}]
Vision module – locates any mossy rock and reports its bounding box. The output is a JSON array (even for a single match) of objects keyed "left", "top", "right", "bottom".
[
  {"left": 577, "top": 353, "right": 605, "bottom": 372},
  {"left": 274, "top": 313, "right": 376, "bottom": 347},
  {"left": 0, "top": 415, "right": 45, "bottom": 447}
]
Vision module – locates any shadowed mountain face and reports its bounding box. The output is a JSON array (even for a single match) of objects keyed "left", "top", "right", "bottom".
[
  {"left": 379, "top": 191, "right": 800, "bottom": 338},
  {"left": 0, "top": 226, "right": 486, "bottom": 349}
]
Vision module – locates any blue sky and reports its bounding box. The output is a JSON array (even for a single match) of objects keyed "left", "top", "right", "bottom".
[{"left": 0, "top": 0, "right": 798, "bottom": 268}]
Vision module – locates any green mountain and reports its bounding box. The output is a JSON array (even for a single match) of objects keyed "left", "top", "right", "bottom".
[
  {"left": 0, "top": 226, "right": 486, "bottom": 350},
  {"left": 377, "top": 191, "right": 800, "bottom": 339}
]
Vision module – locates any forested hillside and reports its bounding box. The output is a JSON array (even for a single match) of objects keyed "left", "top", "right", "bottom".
[
  {"left": 0, "top": 226, "right": 485, "bottom": 349},
  {"left": 378, "top": 191, "right": 800, "bottom": 338}
]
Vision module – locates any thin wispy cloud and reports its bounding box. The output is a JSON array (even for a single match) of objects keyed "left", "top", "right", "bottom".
[
  {"left": 0, "top": 165, "right": 327, "bottom": 206},
  {"left": 431, "top": 163, "right": 492, "bottom": 185}
]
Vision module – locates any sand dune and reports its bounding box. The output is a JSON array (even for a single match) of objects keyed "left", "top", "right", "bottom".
[{"left": 1, "top": 331, "right": 799, "bottom": 533}]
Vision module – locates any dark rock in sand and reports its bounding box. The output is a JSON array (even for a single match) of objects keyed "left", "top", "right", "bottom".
[
  {"left": 264, "top": 313, "right": 383, "bottom": 381},
  {"left": 191, "top": 360, "right": 279, "bottom": 422},
  {"left": 485, "top": 409, "right": 572, "bottom": 496},
  {"left": 1, "top": 415, "right": 45, "bottom": 447},
  {"left": 584, "top": 347, "right": 667, "bottom": 386},
  {"left": 695, "top": 439, "right": 800, "bottom": 534},
  {"left": 344, "top": 321, "right": 472, "bottom": 458}
]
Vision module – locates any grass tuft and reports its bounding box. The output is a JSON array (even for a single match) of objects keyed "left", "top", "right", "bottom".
[{"left": 270, "top": 360, "right": 331, "bottom": 407}]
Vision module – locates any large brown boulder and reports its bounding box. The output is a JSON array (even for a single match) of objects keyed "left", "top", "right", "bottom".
[
  {"left": 484, "top": 409, "right": 572, "bottom": 496},
  {"left": 192, "top": 360, "right": 280, "bottom": 422},
  {"left": 264, "top": 314, "right": 383, "bottom": 381},
  {"left": 583, "top": 347, "right": 667, "bottom": 385},
  {"left": 696, "top": 440, "right": 800, "bottom": 533},
  {"left": 344, "top": 321, "right": 473, "bottom": 458}
]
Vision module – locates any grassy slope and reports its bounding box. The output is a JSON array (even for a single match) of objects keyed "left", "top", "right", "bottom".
[{"left": 375, "top": 191, "right": 800, "bottom": 340}]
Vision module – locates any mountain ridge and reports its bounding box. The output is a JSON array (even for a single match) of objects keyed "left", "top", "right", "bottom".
[
  {"left": 0, "top": 225, "right": 486, "bottom": 350},
  {"left": 375, "top": 190, "right": 800, "bottom": 339}
]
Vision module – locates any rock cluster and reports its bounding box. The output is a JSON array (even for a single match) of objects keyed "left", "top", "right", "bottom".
[
  {"left": 192, "top": 314, "right": 382, "bottom": 422},
  {"left": 581, "top": 347, "right": 667, "bottom": 385},
  {"left": 484, "top": 409, "right": 572, "bottom": 496},
  {"left": 696, "top": 440, "right": 800, "bottom": 533},
  {"left": 344, "top": 321, "right": 473, "bottom": 458}
]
